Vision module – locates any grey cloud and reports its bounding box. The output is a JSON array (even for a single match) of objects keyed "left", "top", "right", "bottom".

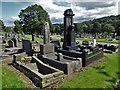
[
  {"left": 74, "top": 15, "right": 94, "bottom": 23},
  {"left": 118, "top": 1, "right": 120, "bottom": 15},
  {"left": 51, "top": 17, "right": 63, "bottom": 24},
  {"left": 53, "top": 2, "right": 71, "bottom": 7},
  {"left": 73, "top": 2, "right": 116, "bottom": 10}
]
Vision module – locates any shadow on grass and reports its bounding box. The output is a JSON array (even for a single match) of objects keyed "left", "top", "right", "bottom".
[
  {"left": 98, "top": 71, "right": 110, "bottom": 77},
  {"left": 92, "top": 65, "right": 120, "bottom": 88},
  {"left": 92, "top": 65, "right": 105, "bottom": 70}
]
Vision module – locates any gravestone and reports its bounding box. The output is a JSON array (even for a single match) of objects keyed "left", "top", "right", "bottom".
[
  {"left": 63, "top": 9, "right": 76, "bottom": 50},
  {"left": 8, "top": 40, "right": 14, "bottom": 47},
  {"left": 22, "top": 39, "right": 32, "bottom": 54},
  {"left": 93, "top": 39, "right": 96, "bottom": 47},
  {"left": 11, "top": 38, "right": 18, "bottom": 47},
  {"left": 5, "top": 33, "right": 7, "bottom": 39},
  {"left": 40, "top": 22, "right": 54, "bottom": 55},
  {"left": 43, "top": 22, "right": 50, "bottom": 44}
]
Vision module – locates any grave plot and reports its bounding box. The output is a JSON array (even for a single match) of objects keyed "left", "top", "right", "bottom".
[
  {"left": 56, "top": 9, "right": 103, "bottom": 67},
  {"left": 2, "top": 37, "right": 23, "bottom": 55},
  {"left": 12, "top": 54, "right": 64, "bottom": 88},
  {"left": 22, "top": 39, "right": 41, "bottom": 56},
  {"left": 38, "top": 22, "right": 82, "bottom": 75}
]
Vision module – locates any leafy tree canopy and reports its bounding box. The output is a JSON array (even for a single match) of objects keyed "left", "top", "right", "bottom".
[{"left": 19, "top": 4, "right": 52, "bottom": 34}]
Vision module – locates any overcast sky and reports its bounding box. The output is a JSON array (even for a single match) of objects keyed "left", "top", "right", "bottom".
[{"left": 0, "top": 0, "right": 119, "bottom": 26}]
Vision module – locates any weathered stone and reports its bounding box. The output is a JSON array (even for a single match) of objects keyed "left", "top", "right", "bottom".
[
  {"left": 13, "top": 54, "right": 21, "bottom": 63},
  {"left": 93, "top": 39, "right": 96, "bottom": 47},
  {"left": 13, "top": 56, "right": 64, "bottom": 88},
  {"left": 63, "top": 9, "right": 76, "bottom": 50},
  {"left": 22, "top": 39, "right": 32, "bottom": 54},
  {"left": 43, "top": 22, "right": 50, "bottom": 44},
  {"left": 40, "top": 43, "right": 54, "bottom": 55},
  {"left": 8, "top": 40, "right": 14, "bottom": 47},
  {"left": 56, "top": 53, "right": 63, "bottom": 61},
  {"left": 11, "top": 38, "right": 18, "bottom": 47}
]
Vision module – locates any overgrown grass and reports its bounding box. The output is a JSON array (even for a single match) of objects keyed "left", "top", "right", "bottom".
[
  {"left": 59, "top": 53, "right": 119, "bottom": 88},
  {"left": 2, "top": 66, "right": 27, "bottom": 88}
]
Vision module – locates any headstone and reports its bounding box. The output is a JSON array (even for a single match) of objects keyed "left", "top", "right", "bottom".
[
  {"left": 40, "top": 22, "right": 54, "bottom": 55},
  {"left": 93, "top": 39, "right": 96, "bottom": 47},
  {"left": 11, "top": 38, "right": 18, "bottom": 47},
  {"left": 63, "top": 9, "right": 76, "bottom": 50},
  {"left": 82, "top": 40, "right": 89, "bottom": 46},
  {"left": 43, "top": 22, "right": 50, "bottom": 44},
  {"left": 5, "top": 33, "right": 7, "bottom": 39},
  {"left": 22, "top": 39, "right": 32, "bottom": 53},
  {"left": 8, "top": 40, "right": 14, "bottom": 47}
]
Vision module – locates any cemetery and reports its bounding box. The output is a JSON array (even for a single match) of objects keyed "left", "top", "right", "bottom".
[{"left": 0, "top": 3, "right": 119, "bottom": 89}]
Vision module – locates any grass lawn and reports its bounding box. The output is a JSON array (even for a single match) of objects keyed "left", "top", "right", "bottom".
[
  {"left": 59, "top": 53, "right": 119, "bottom": 88},
  {"left": 0, "top": 66, "right": 2, "bottom": 89},
  {"left": 77, "top": 38, "right": 119, "bottom": 44},
  {"left": 2, "top": 66, "right": 27, "bottom": 88},
  {"left": 23, "top": 35, "right": 43, "bottom": 42}
]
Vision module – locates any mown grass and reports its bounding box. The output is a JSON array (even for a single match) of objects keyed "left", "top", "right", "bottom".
[
  {"left": 2, "top": 66, "right": 27, "bottom": 88},
  {"left": 23, "top": 35, "right": 43, "bottom": 43},
  {"left": 21, "top": 34, "right": 119, "bottom": 44},
  {"left": 59, "top": 53, "right": 119, "bottom": 88},
  {"left": 77, "top": 38, "right": 119, "bottom": 44},
  {"left": 0, "top": 66, "right": 2, "bottom": 89}
]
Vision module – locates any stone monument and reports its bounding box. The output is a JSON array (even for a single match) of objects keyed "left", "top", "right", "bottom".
[
  {"left": 43, "top": 22, "right": 50, "bottom": 44},
  {"left": 8, "top": 40, "right": 14, "bottom": 47},
  {"left": 40, "top": 22, "right": 54, "bottom": 55},
  {"left": 63, "top": 9, "right": 76, "bottom": 50},
  {"left": 57, "top": 9, "right": 103, "bottom": 67},
  {"left": 93, "top": 39, "right": 96, "bottom": 47},
  {"left": 11, "top": 38, "right": 18, "bottom": 47}
]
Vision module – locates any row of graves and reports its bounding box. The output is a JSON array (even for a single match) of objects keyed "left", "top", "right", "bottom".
[{"left": 1, "top": 9, "right": 118, "bottom": 88}]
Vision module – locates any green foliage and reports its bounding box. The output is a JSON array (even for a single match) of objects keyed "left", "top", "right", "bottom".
[
  {"left": 103, "top": 24, "right": 115, "bottom": 34},
  {"left": 19, "top": 4, "right": 52, "bottom": 34},
  {"left": 2, "top": 66, "right": 27, "bottom": 88},
  {"left": 0, "top": 20, "right": 5, "bottom": 31},
  {"left": 3, "top": 27, "right": 13, "bottom": 32},
  {"left": 92, "top": 22, "right": 101, "bottom": 33},
  {"left": 59, "top": 53, "right": 119, "bottom": 88},
  {"left": 14, "top": 20, "right": 22, "bottom": 33},
  {"left": 76, "top": 37, "right": 119, "bottom": 44},
  {"left": 74, "top": 15, "right": 120, "bottom": 35},
  {"left": 23, "top": 35, "right": 43, "bottom": 42}
]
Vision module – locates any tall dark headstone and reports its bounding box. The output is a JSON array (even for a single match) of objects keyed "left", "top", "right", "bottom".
[
  {"left": 22, "top": 39, "right": 32, "bottom": 54},
  {"left": 63, "top": 9, "right": 76, "bottom": 50},
  {"left": 11, "top": 38, "right": 18, "bottom": 47}
]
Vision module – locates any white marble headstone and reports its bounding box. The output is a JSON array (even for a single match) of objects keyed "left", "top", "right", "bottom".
[{"left": 93, "top": 39, "right": 96, "bottom": 47}]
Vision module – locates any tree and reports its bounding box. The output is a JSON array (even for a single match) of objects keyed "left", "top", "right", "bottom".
[
  {"left": 3, "top": 27, "right": 13, "bottom": 32},
  {"left": 103, "top": 24, "right": 115, "bottom": 34},
  {"left": 92, "top": 22, "right": 101, "bottom": 34},
  {"left": 14, "top": 20, "right": 22, "bottom": 33},
  {"left": 19, "top": 4, "right": 52, "bottom": 40},
  {"left": 0, "top": 20, "right": 5, "bottom": 31}
]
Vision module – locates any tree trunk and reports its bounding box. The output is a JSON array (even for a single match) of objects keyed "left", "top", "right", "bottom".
[{"left": 32, "top": 34, "right": 34, "bottom": 41}]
